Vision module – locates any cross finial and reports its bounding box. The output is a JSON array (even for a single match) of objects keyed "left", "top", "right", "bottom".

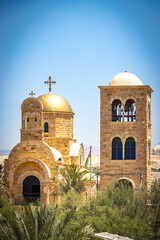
[
  {"left": 29, "top": 91, "right": 35, "bottom": 97},
  {"left": 44, "top": 76, "right": 56, "bottom": 93}
]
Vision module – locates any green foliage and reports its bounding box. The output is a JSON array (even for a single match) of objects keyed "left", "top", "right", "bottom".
[
  {"left": 0, "top": 180, "right": 160, "bottom": 240},
  {"left": 62, "top": 224, "right": 94, "bottom": 240},
  {"left": 0, "top": 195, "right": 94, "bottom": 240},
  {"left": 0, "top": 202, "right": 59, "bottom": 240},
  {"left": 0, "top": 195, "right": 12, "bottom": 209},
  {"left": 0, "top": 199, "right": 77, "bottom": 240},
  {"left": 61, "top": 189, "right": 82, "bottom": 210},
  {"left": 149, "top": 179, "right": 160, "bottom": 240},
  {"left": 58, "top": 190, "right": 94, "bottom": 240},
  {"left": 58, "top": 182, "right": 159, "bottom": 240},
  {"left": 58, "top": 164, "right": 88, "bottom": 194}
]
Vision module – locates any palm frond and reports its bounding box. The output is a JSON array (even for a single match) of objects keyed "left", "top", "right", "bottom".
[
  {"left": 58, "top": 164, "right": 88, "bottom": 194},
  {"left": 15, "top": 210, "right": 30, "bottom": 240}
]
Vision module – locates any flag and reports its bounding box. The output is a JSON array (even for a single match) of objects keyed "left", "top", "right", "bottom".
[{"left": 85, "top": 147, "right": 92, "bottom": 168}]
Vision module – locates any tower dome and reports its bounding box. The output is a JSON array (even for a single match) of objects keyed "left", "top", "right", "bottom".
[
  {"left": 37, "top": 93, "right": 73, "bottom": 113},
  {"left": 109, "top": 71, "right": 143, "bottom": 86},
  {"left": 154, "top": 145, "right": 160, "bottom": 151}
]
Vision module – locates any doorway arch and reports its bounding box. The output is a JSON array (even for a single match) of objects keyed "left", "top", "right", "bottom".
[
  {"left": 23, "top": 175, "right": 40, "bottom": 202},
  {"left": 115, "top": 179, "right": 133, "bottom": 189}
]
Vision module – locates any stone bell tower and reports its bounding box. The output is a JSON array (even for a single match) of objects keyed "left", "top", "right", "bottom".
[
  {"left": 98, "top": 71, "right": 153, "bottom": 190},
  {"left": 21, "top": 91, "right": 43, "bottom": 142}
]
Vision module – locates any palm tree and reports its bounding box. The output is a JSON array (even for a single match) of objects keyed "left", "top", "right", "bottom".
[
  {"left": 0, "top": 203, "right": 57, "bottom": 240},
  {"left": 58, "top": 164, "right": 88, "bottom": 195},
  {"left": 0, "top": 201, "right": 76, "bottom": 240},
  {"left": 0, "top": 201, "right": 94, "bottom": 240}
]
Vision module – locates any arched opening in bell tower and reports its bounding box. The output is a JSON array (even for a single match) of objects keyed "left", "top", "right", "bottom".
[
  {"left": 124, "top": 99, "right": 136, "bottom": 122},
  {"left": 23, "top": 175, "right": 40, "bottom": 202},
  {"left": 112, "top": 99, "right": 123, "bottom": 122}
]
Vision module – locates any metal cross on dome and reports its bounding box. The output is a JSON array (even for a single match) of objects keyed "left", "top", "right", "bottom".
[
  {"left": 29, "top": 91, "right": 35, "bottom": 97},
  {"left": 44, "top": 76, "right": 56, "bottom": 93}
]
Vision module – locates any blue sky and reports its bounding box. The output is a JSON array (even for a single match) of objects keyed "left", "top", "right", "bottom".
[{"left": 0, "top": 0, "right": 160, "bottom": 153}]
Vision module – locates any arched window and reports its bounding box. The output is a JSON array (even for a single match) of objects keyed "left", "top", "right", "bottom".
[
  {"left": 112, "top": 137, "right": 122, "bottom": 160},
  {"left": 112, "top": 99, "right": 123, "bottom": 122},
  {"left": 44, "top": 122, "right": 49, "bottom": 132},
  {"left": 124, "top": 99, "right": 136, "bottom": 122},
  {"left": 125, "top": 137, "right": 136, "bottom": 160}
]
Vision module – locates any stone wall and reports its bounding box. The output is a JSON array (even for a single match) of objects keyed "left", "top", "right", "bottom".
[
  {"left": 44, "top": 137, "right": 76, "bottom": 163},
  {"left": 43, "top": 112, "right": 74, "bottom": 138},
  {"left": 21, "top": 129, "right": 43, "bottom": 141},
  {"left": 43, "top": 112, "right": 75, "bottom": 163}
]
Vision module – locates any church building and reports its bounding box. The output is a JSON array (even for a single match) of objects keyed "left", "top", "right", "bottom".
[
  {"left": 99, "top": 71, "right": 153, "bottom": 190},
  {"left": 4, "top": 77, "right": 88, "bottom": 204}
]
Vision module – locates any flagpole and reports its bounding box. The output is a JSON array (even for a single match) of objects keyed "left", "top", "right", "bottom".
[{"left": 90, "top": 146, "right": 92, "bottom": 201}]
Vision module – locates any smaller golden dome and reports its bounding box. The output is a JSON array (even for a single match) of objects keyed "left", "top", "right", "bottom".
[
  {"left": 109, "top": 71, "right": 143, "bottom": 86},
  {"left": 37, "top": 93, "right": 73, "bottom": 113}
]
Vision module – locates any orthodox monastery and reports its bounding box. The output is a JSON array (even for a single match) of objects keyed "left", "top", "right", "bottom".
[{"left": 3, "top": 71, "right": 154, "bottom": 204}]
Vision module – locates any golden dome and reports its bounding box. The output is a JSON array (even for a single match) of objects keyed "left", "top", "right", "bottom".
[
  {"left": 109, "top": 71, "right": 143, "bottom": 86},
  {"left": 37, "top": 93, "right": 73, "bottom": 113}
]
